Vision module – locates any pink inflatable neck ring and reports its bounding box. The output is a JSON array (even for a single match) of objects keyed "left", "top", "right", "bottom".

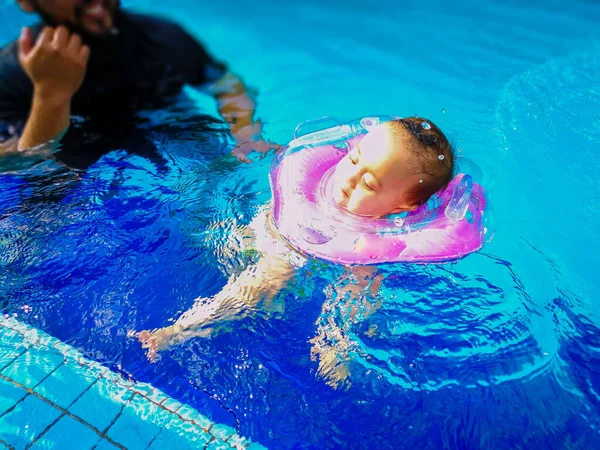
[{"left": 269, "top": 118, "right": 487, "bottom": 265}]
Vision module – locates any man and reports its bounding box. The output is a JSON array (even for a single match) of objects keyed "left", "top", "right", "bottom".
[{"left": 0, "top": 0, "right": 275, "bottom": 168}]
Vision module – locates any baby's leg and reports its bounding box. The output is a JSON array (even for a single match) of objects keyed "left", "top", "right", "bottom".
[
  {"left": 138, "top": 207, "right": 304, "bottom": 360},
  {"left": 139, "top": 251, "right": 298, "bottom": 361}
]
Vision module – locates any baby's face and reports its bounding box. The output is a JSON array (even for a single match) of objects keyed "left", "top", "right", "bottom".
[{"left": 332, "top": 124, "right": 421, "bottom": 217}]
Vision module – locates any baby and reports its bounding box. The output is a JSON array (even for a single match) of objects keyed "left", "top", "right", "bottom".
[{"left": 138, "top": 117, "right": 454, "bottom": 379}]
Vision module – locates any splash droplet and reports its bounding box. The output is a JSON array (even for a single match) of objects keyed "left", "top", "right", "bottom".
[
  {"left": 438, "top": 155, "right": 445, "bottom": 160},
  {"left": 422, "top": 121, "right": 431, "bottom": 130},
  {"left": 441, "top": 108, "right": 446, "bottom": 113}
]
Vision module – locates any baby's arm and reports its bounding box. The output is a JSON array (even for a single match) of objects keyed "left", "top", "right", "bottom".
[
  {"left": 309, "top": 265, "right": 383, "bottom": 389},
  {"left": 139, "top": 252, "right": 296, "bottom": 360}
]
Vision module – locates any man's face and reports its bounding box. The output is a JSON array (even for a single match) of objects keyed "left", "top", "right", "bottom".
[{"left": 19, "top": 0, "right": 120, "bottom": 36}]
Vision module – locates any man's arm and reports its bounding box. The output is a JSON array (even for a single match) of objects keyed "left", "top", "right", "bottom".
[
  {"left": 207, "top": 72, "right": 280, "bottom": 162},
  {"left": 9, "top": 26, "right": 89, "bottom": 152},
  {"left": 18, "top": 90, "right": 70, "bottom": 151},
  {"left": 207, "top": 72, "right": 256, "bottom": 133},
  {"left": 175, "top": 24, "right": 279, "bottom": 161}
]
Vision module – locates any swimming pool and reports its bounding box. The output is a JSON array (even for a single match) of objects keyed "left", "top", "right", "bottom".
[{"left": 1, "top": 0, "right": 599, "bottom": 448}]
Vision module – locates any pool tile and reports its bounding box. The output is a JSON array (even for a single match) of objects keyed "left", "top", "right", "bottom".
[
  {"left": 159, "top": 396, "right": 183, "bottom": 413},
  {"left": 146, "top": 417, "right": 212, "bottom": 450},
  {"left": 51, "top": 340, "right": 81, "bottom": 358},
  {"left": 210, "top": 423, "right": 236, "bottom": 442},
  {"left": 21, "top": 327, "right": 44, "bottom": 346},
  {"left": 144, "top": 388, "right": 170, "bottom": 406},
  {"left": 93, "top": 438, "right": 121, "bottom": 450},
  {"left": 0, "top": 318, "right": 28, "bottom": 334},
  {"left": 0, "top": 319, "right": 263, "bottom": 450},
  {"left": 105, "top": 394, "right": 162, "bottom": 450},
  {"left": 1, "top": 346, "right": 64, "bottom": 389},
  {"left": 130, "top": 381, "right": 154, "bottom": 397},
  {"left": 69, "top": 373, "right": 134, "bottom": 433},
  {"left": 192, "top": 413, "right": 214, "bottom": 431},
  {"left": 33, "top": 361, "right": 102, "bottom": 410},
  {"left": 0, "top": 327, "right": 29, "bottom": 371},
  {"left": 0, "top": 395, "right": 61, "bottom": 448},
  {"left": 0, "top": 324, "right": 24, "bottom": 343},
  {"left": 0, "top": 377, "right": 27, "bottom": 415},
  {"left": 173, "top": 404, "right": 199, "bottom": 422},
  {"left": 208, "top": 439, "right": 238, "bottom": 450},
  {"left": 30, "top": 331, "right": 56, "bottom": 350},
  {"left": 29, "top": 414, "right": 101, "bottom": 450},
  {"left": 227, "top": 434, "right": 253, "bottom": 449}
]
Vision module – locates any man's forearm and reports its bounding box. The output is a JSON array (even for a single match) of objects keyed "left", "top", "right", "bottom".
[
  {"left": 18, "top": 92, "right": 70, "bottom": 151},
  {"left": 209, "top": 72, "right": 258, "bottom": 135}
]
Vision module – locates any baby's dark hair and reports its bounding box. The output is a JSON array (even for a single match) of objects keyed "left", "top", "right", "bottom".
[{"left": 388, "top": 117, "right": 454, "bottom": 205}]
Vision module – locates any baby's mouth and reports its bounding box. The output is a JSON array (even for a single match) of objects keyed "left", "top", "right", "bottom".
[{"left": 340, "top": 185, "right": 350, "bottom": 199}]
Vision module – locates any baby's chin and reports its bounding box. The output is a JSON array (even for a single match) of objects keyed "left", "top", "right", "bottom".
[
  {"left": 332, "top": 191, "right": 362, "bottom": 215},
  {"left": 335, "top": 197, "right": 389, "bottom": 218}
]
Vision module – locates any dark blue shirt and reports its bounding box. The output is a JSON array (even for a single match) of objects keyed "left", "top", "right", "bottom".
[{"left": 0, "top": 11, "right": 227, "bottom": 168}]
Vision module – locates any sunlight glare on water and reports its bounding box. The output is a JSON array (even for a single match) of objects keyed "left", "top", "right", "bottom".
[{"left": 1, "top": 0, "right": 599, "bottom": 448}]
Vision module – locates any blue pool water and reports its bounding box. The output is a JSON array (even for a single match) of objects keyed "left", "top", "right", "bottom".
[{"left": 1, "top": 0, "right": 600, "bottom": 448}]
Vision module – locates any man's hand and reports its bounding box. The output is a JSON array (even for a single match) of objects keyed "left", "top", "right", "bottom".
[
  {"left": 16, "top": 26, "right": 90, "bottom": 151},
  {"left": 209, "top": 73, "right": 282, "bottom": 162},
  {"left": 19, "top": 26, "right": 90, "bottom": 103}
]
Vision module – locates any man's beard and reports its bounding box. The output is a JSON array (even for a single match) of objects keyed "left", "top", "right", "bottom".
[{"left": 31, "top": 0, "right": 122, "bottom": 41}]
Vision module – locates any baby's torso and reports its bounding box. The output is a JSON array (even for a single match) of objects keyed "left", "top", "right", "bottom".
[{"left": 248, "top": 205, "right": 307, "bottom": 267}]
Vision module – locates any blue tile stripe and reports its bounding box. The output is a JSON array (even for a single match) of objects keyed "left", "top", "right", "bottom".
[
  {"left": 0, "top": 317, "right": 265, "bottom": 450},
  {"left": 0, "top": 372, "right": 126, "bottom": 449}
]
